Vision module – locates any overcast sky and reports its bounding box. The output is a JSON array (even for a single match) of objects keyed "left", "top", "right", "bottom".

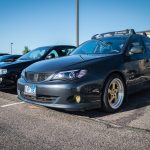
[{"left": 0, "top": 0, "right": 150, "bottom": 54}]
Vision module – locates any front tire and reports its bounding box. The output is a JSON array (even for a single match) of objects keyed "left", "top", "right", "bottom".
[{"left": 102, "top": 74, "right": 126, "bottom": 113}]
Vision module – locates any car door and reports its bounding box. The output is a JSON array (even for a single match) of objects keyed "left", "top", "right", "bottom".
[
  {"left": 142, "top": 36, "right": 150, "bottom": 82},
  {"left": 124, "top": 35, "right": 147, "bottom": 91}
]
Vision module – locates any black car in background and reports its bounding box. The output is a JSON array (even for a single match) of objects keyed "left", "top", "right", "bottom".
[
  {"left": 0, "top": 45, "right": 75, "bottom": 89},
  {"left": 0, "top": 53, "right": 9, "bottom": 56},
  {"left": 17, "top": 29, "right": 150, "bottom": 112},
  {"left": 0, "top": 55, "right": 21, "bottom": 63}
]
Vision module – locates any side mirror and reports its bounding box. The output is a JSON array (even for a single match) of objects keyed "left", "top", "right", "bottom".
[{"left": 129, "top": 46, "right": 144, "bottom": 55}]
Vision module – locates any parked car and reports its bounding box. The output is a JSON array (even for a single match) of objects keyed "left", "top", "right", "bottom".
[
  {"left": 17, "top": 29, "right": 150, "bottom": 112},
  {"left": 0, "top": 53, "right": 9, "bottom": 56},
  {"left": 0, "top": 45, "right": 75, "bottom": 89},
  {"left": 0, "top": 55, "right": 21, "bottom": 63}
]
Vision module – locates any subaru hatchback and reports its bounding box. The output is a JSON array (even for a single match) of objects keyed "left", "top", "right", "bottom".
[{"left": 17, "top": 29, "right": 150, "bottom": 112}]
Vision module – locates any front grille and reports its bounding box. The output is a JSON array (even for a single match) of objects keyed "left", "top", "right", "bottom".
[
  {"left": 25, "top": 72, "right": 52, "bottom": 82},
  {"left": 21, "top": 92, "right": 58, "bottom": 103}
]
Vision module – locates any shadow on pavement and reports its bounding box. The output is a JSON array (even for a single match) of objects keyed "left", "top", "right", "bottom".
[
  {"left": 60, "top": 88, "right": 150, "bottom": 118},
  {"left": 0, "top": 88, "right": 17, "bottom": 95},
  {"left": 1, "top": 87, "right": 150, "bottom": 119}
]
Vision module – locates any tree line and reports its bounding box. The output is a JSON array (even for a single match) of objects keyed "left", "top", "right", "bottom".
[{"left": 22, "top": 46, "right": 30, "bottom": 54}]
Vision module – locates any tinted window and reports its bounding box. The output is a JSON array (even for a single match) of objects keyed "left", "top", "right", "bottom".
[
  {"left": 64, "top": 48, "right": 75, "bottom": 55},
  {"left": 143, "top": 37, "right": 150, "bottom": 53},
  {"left": 46, "top": 47, "right": 74, "bottom": 58},
  {"left": 48, "top": 50, "right": 59, "bottom": 57},
  {"left": 101, "top": 37, "right": 127, "bottom": 51},
  {"left": 128, "top": 35, "right": 143, "bottom": 50}
]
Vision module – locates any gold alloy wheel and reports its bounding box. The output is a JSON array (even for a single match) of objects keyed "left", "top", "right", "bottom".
[{"left": 107, "top": 78, "right": 124, "bottom": 109}]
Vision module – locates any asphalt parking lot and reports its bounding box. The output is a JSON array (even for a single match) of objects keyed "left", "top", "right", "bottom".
[{"left": 0, "top": 89, "right": 150, "bottom": 150}]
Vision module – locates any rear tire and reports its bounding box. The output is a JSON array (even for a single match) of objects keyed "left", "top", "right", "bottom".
[{"left": 102, "top": 74, "right": 126, "bottom": 113}]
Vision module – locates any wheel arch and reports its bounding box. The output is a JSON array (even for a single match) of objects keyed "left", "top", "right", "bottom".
[
  {"left": 102, "top": 71, "right": 127, "bottom": 91},
  {"left": 101, "top": 70, "right": 127, "bottom": 112}
]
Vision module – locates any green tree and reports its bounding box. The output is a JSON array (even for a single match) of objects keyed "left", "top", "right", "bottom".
[{"left": 22, "top": 46, "right": 30, "bottom": 54}]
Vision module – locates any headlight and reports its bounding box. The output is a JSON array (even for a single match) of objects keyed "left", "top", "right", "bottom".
[
  {"left": 52, "top": 69, "right": 87, "bottom": 80},
  {"left": 21, "top": 69, "right": 25, "bottom": 78},
  {"left": 0, "top": 69, "right": 7, "bottom": 75}
]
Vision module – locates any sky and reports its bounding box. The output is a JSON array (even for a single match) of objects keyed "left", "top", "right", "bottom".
[{"left": 0, "top": 0, "right": 150, "bottom": 54}]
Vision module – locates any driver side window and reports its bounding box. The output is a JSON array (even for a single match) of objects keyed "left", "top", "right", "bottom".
[{"left": 47, "top": 49, "right": 59, "bottom": 59}]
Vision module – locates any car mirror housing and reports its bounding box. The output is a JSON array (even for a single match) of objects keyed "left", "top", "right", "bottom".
[{"left": 129, "top": 46, "right": 144, "bottom": 55}]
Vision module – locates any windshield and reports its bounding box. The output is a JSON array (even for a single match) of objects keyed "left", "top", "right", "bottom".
[
  {"left": 71, "top": 37, "right": 127, "bottom": 55},
  {"left": 18, "top": 47, "right": 49, "bottom": 60}
]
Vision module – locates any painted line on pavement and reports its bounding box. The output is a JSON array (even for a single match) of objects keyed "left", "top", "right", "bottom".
[{"left": 1, "top": 102, "right": 25, "bottom": 108}]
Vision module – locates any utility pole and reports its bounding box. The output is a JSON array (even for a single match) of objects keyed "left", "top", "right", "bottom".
[
  {"left": 11, "top": 43, "right": 13, "bottom": 54},
  {"left": 76, "top": 0, "right": 79, "bottom": 47}
]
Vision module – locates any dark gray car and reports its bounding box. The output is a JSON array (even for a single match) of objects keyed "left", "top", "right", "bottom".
[{"left": 17, "top": 29, "right": 150, "bottom": 112}]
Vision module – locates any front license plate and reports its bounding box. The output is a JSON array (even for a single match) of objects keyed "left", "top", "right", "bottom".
[{"left": 24, "top": 84, "right": 36, "bottom": 96}]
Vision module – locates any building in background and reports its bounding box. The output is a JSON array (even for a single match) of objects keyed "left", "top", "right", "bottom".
[{"left": 137, "top": 30, "right": 150, "bottom": 37}]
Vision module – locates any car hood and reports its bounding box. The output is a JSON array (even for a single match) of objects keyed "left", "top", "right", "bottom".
[
  {"left": 0, "top": 62, "right": 11, "bottom": 65},
  {"left": 0, "top": 59, "right": 35, "bottom": 69},
  {"left": 26, "top": 54, "right": 116, "bottom": 73}
]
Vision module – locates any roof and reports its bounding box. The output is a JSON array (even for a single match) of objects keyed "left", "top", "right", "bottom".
[
  {"left": 92, "top": 29, "right": 150, "bottom": 39},
  {"left": 91, "top": 29, "right": 135, "bottom": 39},
  {"left": 37, "top": 45, "right": 76, "bottom": 49},
  {"left": 145, "top": 31, "right": 150, "bottom": 37},
  {"left": 0, "top": 53, "right": 9, "bottom": 56}
]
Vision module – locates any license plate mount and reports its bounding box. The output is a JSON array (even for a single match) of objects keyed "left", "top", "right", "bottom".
[{"left": 24, "top": 84, "right": 36, "bottom": 96}]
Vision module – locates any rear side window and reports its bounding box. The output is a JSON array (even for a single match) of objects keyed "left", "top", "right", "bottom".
[
  {"left": 65, "top": 48, "right": 75, "bottom": 55},
  {"left": 48, "top": 50, "right": 59, "bottom": 57},
  {"left": 143, "top": 37, "right": 150, "bottom": 53}
]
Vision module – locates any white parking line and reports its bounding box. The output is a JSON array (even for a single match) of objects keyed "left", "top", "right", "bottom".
[{"left": 1, "top": 102, "right": 25, "bottom": 108}]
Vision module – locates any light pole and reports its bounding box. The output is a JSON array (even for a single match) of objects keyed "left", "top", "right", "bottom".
[
  {"left": 76, "top": 0, "right": 79, "bottom": 47},
  {"left": 11, "top": 43, "right": 13, "bottom": 54}
]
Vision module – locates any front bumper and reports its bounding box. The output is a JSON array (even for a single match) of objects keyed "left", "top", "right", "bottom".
[
  {"left": 17, "top": 78, "right": 102, "bottom": 111},
  {"left": 0, "top": 75, "right": 17, "bottom": 89}
]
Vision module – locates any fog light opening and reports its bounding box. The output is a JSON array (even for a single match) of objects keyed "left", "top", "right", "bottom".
[{"left": 74, "top": 95, "right": 81, "bottom": 103}]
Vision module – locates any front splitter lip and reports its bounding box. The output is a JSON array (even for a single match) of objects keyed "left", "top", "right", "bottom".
[{"left": 18, "top": 94, "right": 101, "bottom": 111}]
